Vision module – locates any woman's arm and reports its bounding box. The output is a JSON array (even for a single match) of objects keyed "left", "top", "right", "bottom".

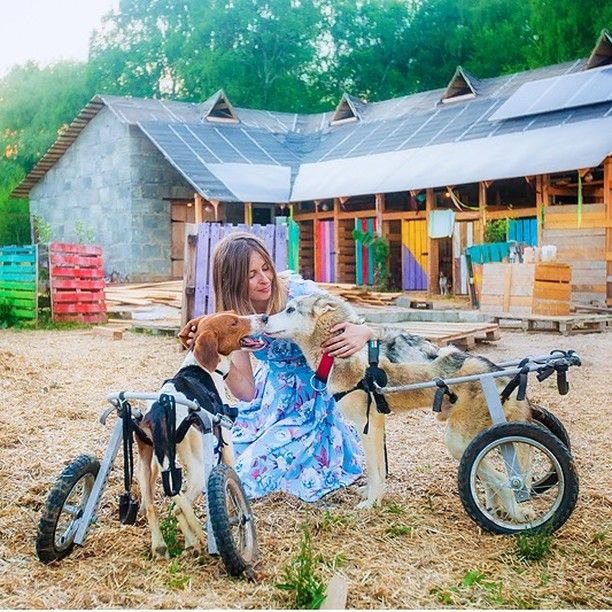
[
  {"left": 225, "top": 350, "right": 256, "bottom": 401},
  {"left": 320, "top": 322, "right": 376, "bottom": 358}
]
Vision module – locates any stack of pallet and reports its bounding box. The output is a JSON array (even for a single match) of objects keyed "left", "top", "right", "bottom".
[
  {"left": 105, "top": 280, "right": 183, "bottom": 310},
  {"left": 480, "top": 263, "right": 571, "bottom": 316},
  {"left": 318, "top": 282, "right": 402, "bottom": 306}
]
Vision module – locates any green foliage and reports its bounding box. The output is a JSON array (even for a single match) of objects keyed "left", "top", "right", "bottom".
[
  {"left": 32, "top": 214, "right": 52, "bottom": 243},
  {"left": 74, "top": 219, "right": 96, "bottom": 244},
  {"left": 160, "top": 503, "right": 184, "bottom": 559},
  {"left": 515, "top": 527, "right": 555, "bottom": 562},
  {"left": 484, "top": 219, "right": 508, "bottom": 243},
  {"left": 0, "top": 300, "right": 19, "bottom": 328},
  {"left": 352, "top": 229, "right": 391, "bottom": 291},
  {"left": 167, "top": 559, "right": 190, "bottom": 589},
  {"left": 385, "top": 525, "right": 413, "bottom": 537},
  {"left": 276, "top": 523, "right": 326, "bottom": 609}
]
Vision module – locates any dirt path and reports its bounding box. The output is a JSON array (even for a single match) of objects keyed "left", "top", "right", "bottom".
[{"left": 0, "top": 327, "right": 610, "bottom": 608}]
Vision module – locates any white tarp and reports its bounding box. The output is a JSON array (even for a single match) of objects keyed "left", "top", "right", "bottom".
[{"left": 206, "top": 163, "right": 292, "bottom": 202}]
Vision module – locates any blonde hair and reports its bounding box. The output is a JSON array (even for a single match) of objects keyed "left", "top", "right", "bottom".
[{"left": 212, "top": 232, "right": 287, "bottom": 314}]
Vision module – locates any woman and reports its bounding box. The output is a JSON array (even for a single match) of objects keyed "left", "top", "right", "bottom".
[{"left": 204, "top": 232, "right": 375, "bottom": 502}]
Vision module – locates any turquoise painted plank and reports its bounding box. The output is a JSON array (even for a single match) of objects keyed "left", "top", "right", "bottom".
[
  {"left": 0, "top": 253, "right": 36, "bottom": 262},
  {"left": 355, "top": 219, "right": 363, "bottom": 285},
  {"left": 0, "top": 271, "right": 37, "bottom": 282}
]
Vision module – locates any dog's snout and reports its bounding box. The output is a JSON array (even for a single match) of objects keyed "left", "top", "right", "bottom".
[{"left": 260, "top": 314, "right": 269, "bottom": 324}]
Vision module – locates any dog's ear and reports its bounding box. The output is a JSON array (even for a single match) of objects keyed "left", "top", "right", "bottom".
[
  {"left": 178, "top": 316, "right": 205, "bottom": 350},
  {"left": 312, "top": 297, "right": 338, "bottom": 317},
  {"left": 193, "top": 329, "right": 220, "bottom": 372}
]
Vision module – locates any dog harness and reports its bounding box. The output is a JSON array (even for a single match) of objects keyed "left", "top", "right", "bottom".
[{"left": 313, "top": 340, "right": 391, "bottom": 434}]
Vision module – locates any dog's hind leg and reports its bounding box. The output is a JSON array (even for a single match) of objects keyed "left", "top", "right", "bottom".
[
  {"left": 173, "top": 435, "right": 207, "bottom": 552},
  {"left": 136, "top": 439, "right": 168, "bottom": 559}
]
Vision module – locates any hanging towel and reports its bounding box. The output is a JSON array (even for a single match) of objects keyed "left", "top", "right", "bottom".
[{"left": 428, "top": 209, "right": 456, "bottom": 238}]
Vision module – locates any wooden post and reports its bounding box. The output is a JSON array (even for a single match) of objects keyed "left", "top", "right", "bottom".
[
  {"left": 604, "top": 157, "right": 612, "bottom": 306},
  {"left": 536, "top": 174, "right": 550, "bottom": 246},
  {"left": 375, "top": 193, "right": 385, "bottom": 237},
  {"left": 313, "top": 200, "right": 321, "bottom": 281},
  {"left": 244, "top": 201, "right": 253, "bottom": 225},
  {"left": 194, "top": 193, "right": 205, "bottom": 224},
  {"left": 210, "top": 199, "right": 220, "bottom": 222},
  {"left": 333, "top": 198, "right": 341, "bottom": 281},
  {"left": 478, "top": 181, "right": 487, "bottom": 243},
  {"left": 425, "top": 188, "right": 437, "bottom": 294}
]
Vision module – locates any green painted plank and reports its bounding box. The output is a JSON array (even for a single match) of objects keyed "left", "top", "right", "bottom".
[
  {"left": 0, "top": 280, "right": 36, "bottom": 291},
  {"left": 0, "top": 289, "right": 37, "bottom": 300}
]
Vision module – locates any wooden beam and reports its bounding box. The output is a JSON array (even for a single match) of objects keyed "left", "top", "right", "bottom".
[
  {"left": 333, "top": 198, "right": 341, "bottom": 281},
  {"left": 426, "top": 188, "right": 437, "bottom": 294},
  {"left": 210, "top": 199, "right": 221, "bottom": 222},
  {"left": 478, "top": 181, "right": 487, "bottom": 243},
  {"left": 194, "top": 192, "right": 204, "bottom": 224},
  {"left": 244, "top": 201, "right": 253, "bottom": 225},
  {"left": 375, "top": 193, "right": 384, "bottom": 237}
]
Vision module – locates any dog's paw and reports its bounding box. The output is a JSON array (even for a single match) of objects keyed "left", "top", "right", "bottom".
[
  {"left": 356, "top": 484, "right": 369, "bottom": 499},
  {"left": 356, "top": 498, "right": 379, "bottom": 510},
  {"left": 153, "top": 544, "right": 169, "bottom": 559}
]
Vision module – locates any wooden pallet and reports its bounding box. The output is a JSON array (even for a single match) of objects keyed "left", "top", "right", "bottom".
[
  {"left": 491, "top": 313, "right": 611, "bottom": 335},
  {"left": 373, "top": 321, "right": 500, "bottom": 350}
]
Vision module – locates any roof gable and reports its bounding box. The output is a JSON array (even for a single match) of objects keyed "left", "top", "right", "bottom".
[
  {"left": 586, "top": 29, "right": 612, "bottom": 70},
  {"left": 441, "top": 66, "right": 479, "bottom": 103},
  {"left": 330, "top": 93, "right": 365, "bottom": 125},
  {"left": 203, "top": 89, "right": 240, "bottom": 123}
]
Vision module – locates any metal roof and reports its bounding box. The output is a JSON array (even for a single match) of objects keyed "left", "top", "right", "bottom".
[{"left": 12, "top": 54, "right": 612, "bottom": 203}]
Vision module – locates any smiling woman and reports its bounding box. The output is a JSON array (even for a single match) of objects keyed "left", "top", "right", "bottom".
[{"left": 185, "top": 232, "right": 375, "bottom": 502}]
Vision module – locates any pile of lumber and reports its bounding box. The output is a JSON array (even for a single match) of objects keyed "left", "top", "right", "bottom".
[
  {"left": 105, "top": 280, "right": 183, "bottom": 309},
  {"left": 318, "top": 282, "right": 402, "bottom": 306}
]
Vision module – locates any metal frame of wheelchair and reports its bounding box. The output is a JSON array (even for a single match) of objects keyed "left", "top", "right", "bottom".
[
  {"left": 35, "top": 392, "right": 257, "bottom": 577},
  {"left": 375, "top": 350, "right": 581, "bottom": 534}
]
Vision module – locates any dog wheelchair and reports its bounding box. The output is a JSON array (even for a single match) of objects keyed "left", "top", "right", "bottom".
[
  {"left": 35, "top": 392, "right": 258, "bottom": 577},
  {"left": 368, "top": 347, "right": 581, "bottom": 535}
]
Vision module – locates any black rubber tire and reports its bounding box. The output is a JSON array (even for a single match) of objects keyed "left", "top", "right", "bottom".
[
  {"left": 207, "top": 464, "right": 258, "bottom": 577},
  {"left": 458, "top": 422, "right": 579, "bottom": 535},
  {"left": 529, "top": 404, "right": 572, "bottom": 494},
  {"left": 36, "top": 455, "right": 100, "bottom": 563},
  {"left": 531, "top": 404, "right": 571, "bottom": 451}
]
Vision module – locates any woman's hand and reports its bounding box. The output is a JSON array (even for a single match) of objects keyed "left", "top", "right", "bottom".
[{"left": 321, "top": 322, "right": 375, "bottom": 358}]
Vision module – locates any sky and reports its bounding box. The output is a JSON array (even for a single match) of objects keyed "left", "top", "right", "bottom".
[{"left": 0, "top": 0, "right": 120, "bottom": 77}]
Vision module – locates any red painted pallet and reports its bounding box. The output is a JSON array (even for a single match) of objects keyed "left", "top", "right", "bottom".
[{"left": 49, "top": 242, "right": 107, "bottom": 324}]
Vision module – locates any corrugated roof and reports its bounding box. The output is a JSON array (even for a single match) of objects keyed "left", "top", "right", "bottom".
[{"left": 12, "top": 54, "right": 612, "bottom": 203}]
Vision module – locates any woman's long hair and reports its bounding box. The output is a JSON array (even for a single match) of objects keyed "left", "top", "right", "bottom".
[{"left": 212, "top": 232, "right": 287, "bottom": 314}]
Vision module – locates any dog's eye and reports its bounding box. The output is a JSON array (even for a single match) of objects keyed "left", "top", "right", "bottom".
[
  {"left": 231, "top": 320, "right": 238, "bottom": 326},
  {"left": 286, "top": 307, "right": 295, "bottom": 314}
]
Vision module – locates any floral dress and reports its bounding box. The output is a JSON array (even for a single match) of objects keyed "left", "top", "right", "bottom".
[{"left": 232, "top": 275, "right": 363, "bottom": 502}]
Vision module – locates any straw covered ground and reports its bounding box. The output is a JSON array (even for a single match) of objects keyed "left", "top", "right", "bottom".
[{"left": 0, "top": 326, "right": 610, "bottom": 609}]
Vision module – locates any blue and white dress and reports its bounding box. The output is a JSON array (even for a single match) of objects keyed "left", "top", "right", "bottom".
[{"left": 232, "top": 275, "right": 363, "bottom": 502}]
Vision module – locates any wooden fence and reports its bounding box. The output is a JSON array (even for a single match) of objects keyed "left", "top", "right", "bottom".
[
  {"left": 0, "top": 245, "right": 38, "bottom": 322},
  {"left": 182, "top": 222, "right": 292, "bottom": 324}
]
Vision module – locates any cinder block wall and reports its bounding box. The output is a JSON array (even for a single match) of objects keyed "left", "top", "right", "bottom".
[{"left": 29, "top": 107, "right": 193, "bottom": 281}]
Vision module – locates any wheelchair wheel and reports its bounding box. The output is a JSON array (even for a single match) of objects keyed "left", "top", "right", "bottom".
[
  {"left": 207, "top": 464, "right": 258, "bottom": 577},
  {"left": 36, "top": 455, "right": 100, "bottom": 563},
  {"left": 458, "top": 422, "right": 578, "bottom": 535},
  {"left": 530, "top": 404, "right": 572, "bottom": 494}
]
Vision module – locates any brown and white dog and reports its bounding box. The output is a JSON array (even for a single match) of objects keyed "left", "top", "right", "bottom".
[
  {"left": 135, "top": 312, "right": 263, "bottom": 558},
  {"left": 258, "top": 294, "right": 533, "bottom": 519}
]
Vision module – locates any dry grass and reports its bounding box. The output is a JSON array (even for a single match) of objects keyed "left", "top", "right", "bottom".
[{"left": 0, "top": 327, "right": 610, "bottom": 609}]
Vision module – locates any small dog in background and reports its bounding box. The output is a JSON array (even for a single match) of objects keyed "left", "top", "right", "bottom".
[{"left": 439, "top": 271, "right": 450, "bottom": 296}]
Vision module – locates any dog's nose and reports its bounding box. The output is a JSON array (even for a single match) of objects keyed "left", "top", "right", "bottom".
[{"left": 260, "top": 314, "right": 269, "bottom": 324}]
